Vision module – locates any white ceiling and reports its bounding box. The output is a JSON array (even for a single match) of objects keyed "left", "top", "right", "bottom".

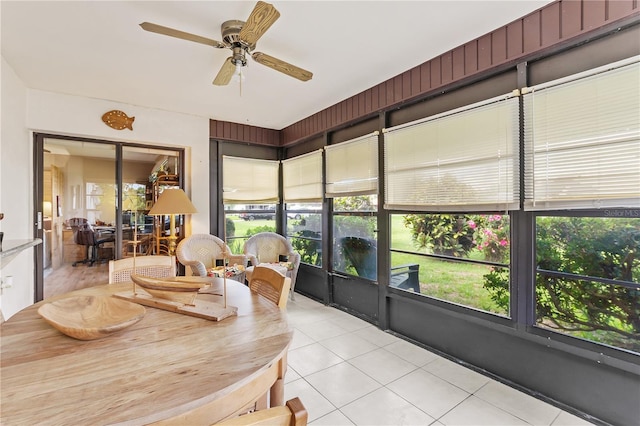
[{"left": 1, "top": 0, "right": 552, "bottom": 130}]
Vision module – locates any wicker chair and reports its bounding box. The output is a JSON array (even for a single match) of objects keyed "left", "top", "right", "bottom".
[
  {"left": 176, "top": 234, "right": 247, "bottom": 277},
  {"left": 108, "top": 255, "right": 176, "bottom": 284},
  {"left": 243, "top": 232, "right": 300, "bottom": 300}
]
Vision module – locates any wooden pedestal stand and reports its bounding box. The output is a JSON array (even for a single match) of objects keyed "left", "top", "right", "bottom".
[{"left": 113, "top": 219, "right": 236, "bottom": 321}]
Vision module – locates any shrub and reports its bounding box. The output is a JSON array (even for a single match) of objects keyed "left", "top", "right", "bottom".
[{"left": 403, "top": 214, "right": 475, "bottom": 257}]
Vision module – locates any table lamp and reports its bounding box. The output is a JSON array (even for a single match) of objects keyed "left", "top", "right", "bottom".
[{"left": 148, "top": 188, "right": 197, "bottom": 255}]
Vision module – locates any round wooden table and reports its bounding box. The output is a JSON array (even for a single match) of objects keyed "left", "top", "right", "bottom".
[{"left": 0, "top": 279, "right": 292, "bottom": 425}]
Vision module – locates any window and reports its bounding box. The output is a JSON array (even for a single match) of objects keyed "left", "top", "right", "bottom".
[
  {"left": 384, "top": 93, "right": 520, "bottom": 212},
  {"left": 524, "top": 57, "right": 640, "bottom": 352},
  {"left": 333, "top": 196, "right": 378, "bottom": 278},
  {"left": 384, "top": 94, "right": 519, "bottom": 312},
  {"left": 325, "top": 133, "right": 379, "bottom": 278},
  {"left": 286, "top": 203, "right": 323, "bottom": 266},
  {"left": 523, "top": 57, "right": 639, "bottom": 210},
  {"left": 535, "top": 214, "right": 639, "bottom": 352},
  {"left": 283, "top": 151, "right": 324, "bottom": 266},
  {"left": 222, "top": 156, "right": 279, "bottom": 251},
  {"left": 391, "top": 213, "right": 510, "bottom": 314},
  {"left": 85, "top": 182, "right": 116, "bottom": 225}
]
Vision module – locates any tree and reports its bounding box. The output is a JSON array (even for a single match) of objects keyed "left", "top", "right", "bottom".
[{"left": 483, "top": 216, "right": 640, "bottom": 350}]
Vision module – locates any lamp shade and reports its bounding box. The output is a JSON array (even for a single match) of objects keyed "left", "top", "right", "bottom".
[{"left": 148, "top": 188, "right": 198, "bottom": 215}]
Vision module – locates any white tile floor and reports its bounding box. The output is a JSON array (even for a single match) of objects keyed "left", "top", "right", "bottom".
[{"left": 284, "top": 294, "right": 593, "bottom": 426}]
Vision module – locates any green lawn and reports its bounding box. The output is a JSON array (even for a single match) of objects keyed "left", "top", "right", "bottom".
[
  {"left": 227, "top": 214, "right": 507, "bottom": 315},
  {"left": 390, "top": 215, "right": 506, "bottom": 314},
  {"left": 226, "top": 217, "right": 276, "bottom": 253}
]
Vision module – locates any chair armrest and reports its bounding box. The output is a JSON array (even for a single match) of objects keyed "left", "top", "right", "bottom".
[
  {"left": 390, "top": 263, "right": 420, "bottom": 292},
  {"left": 247, "top": 254, "right": 259, "bottom": 267},
  {"left": 179, "top": 259, "right": 207, "bottom": 277},
  {"left": 287, "top": 251, "right": 301, "bottom": 268},
  {"left": 390, "top": 263, "right": 419, "bottom": 273}
]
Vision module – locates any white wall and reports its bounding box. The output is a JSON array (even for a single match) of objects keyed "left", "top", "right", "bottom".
[
  {"left": 1, "top": 57, "right": 36, "bottom": 319},
  {"left": 1, "top": 55, "right": 212, "bottom": 319}
]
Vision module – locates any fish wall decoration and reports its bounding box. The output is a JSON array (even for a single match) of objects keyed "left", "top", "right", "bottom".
[{"left": 102, "top": 110, "right": 135, "bottom": 130}]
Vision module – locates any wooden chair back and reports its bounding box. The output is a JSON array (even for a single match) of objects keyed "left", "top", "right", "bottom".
[
  {"left": 248, "top": 265, "right": 291, "bottom": 309},
  {"left": 215, "top": 397, "right": 307, "bottom": 426},
  {"left": 108, "top": 255, "right": 176, "bottom": 283}
]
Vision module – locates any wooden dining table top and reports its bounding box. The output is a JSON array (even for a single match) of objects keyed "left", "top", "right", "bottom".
[{"left": 0, "top": 279, "right": 292, "bottom": 425}]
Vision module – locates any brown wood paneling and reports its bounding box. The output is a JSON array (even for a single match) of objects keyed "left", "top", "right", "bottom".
[
  {"left": 452, "top": 46, "right": 465, "bottom": 80},
  {"left": 441, "top": 51, "right": 453, "bottom": 84},
  {"left": 492, "top": 27, "right": 507, "bottom": 64},
  {"left": 210, "top": 120, "right": 279, "bottom": 146},
  {"left": 402, "top": 70, "right": 412, "bottom": 100},
  {"left": 464, "top": 41, "right": 478, "bottom": 75},
  {"left": 342, "top": 99, "right": 348, "bottom": 124},
  {"left": 344, "top": 99, "right": 350, "bottom": 124},
  {"left": 478, "top": 34, "right": 493, "bottom": 70},
  {"left": 608, "top": 0, "right": 636, "bottom": 21},
  {"left": 394, "top": 74, "right": 403, "bottom": 103},
  {"left": 377, "top": 81, "right": 386, "bottom": 108},
  {"left": 561, "top": 0, "right": 583, "bottom": 38},
  {"left": 507, "top": 20, "right": 524, "bottom": 58},
  {"left": 430, "top": 56, "right": 442, "bottom": 88},
  {"left": 583, "top": 0, "right": 606, "bottom": 30},
  {"left": 364, "top": 88, "right": 372, "bottom": 115},
  {"left": 331, "top": 104, "right": 338, "bottom": 128},
  {"left": 358, "top": 91, "right": 366, "bottom": 117},
  {"left": 410, "top": 66, "right": 422, "bottom": 97},
  {"left": 385, "top": 79, "right": 394, "bottom": 108},
  {"left": 541, "top": 2, "right": 561, "bottom": 46},
  {"left": 420, "top": 62, "right": 431, "bottom": 92},
  {"left": 369, "top": 86, "right": 380, "bottom": 111},
  {"left": 523, "top": 12, "right": 542, "bottom": 53}
]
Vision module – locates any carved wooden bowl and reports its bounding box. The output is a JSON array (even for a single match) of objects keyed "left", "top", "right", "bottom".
[{"left": 38, "top": 295, "right": 146, "bottom": 340}]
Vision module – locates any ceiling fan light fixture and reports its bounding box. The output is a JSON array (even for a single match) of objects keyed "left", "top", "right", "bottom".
[
  {"left": 140, "top": 1, "right": 313, "bottom": 87},
  {"left": 233, "top": 61, "right": 245, "bottom": 82}
]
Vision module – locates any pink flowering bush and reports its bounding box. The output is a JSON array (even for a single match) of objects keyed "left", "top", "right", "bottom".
[{"left": 469, "top": 215, "right": 510, "bottom": 263}]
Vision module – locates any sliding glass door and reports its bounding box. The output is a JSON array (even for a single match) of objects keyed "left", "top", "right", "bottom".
[{"left": 35, "top": 135, "right": 183, "bottom": 302}]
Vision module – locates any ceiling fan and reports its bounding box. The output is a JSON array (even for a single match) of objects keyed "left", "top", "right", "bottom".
[{"left": 140, "top": 1, "right": 313, "bottom": 86}]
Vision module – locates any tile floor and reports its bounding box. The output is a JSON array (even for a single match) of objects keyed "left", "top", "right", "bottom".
[{"left": 283, "top": 294, "right": 593, "bottom": 426}]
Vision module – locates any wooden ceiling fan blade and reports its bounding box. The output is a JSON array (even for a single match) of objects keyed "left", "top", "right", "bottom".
[
  {"left": 239, "top": 1, "right": 280, "bottom": 47},
  {"left": 213, "top": 57, "right": 236, "bottom": 86},
  {"left": 251, "top": 52, "right": 313, "bottom": 82},
  {"left": 140, "top": 22, "right": 225, "bottom": 48}
]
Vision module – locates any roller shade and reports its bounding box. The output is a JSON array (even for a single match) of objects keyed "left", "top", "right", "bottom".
[
  {"left": 523, "top": 57, "right": 640, "bottom": 210},
  {"left": 325, "top": 132, "right": 378, "bottom": 197},
  {"left": 282, "top": 150, "right": 323, "bottom": 202},
  {"left": 222, "top": 156, "right": 279, "bottom": 203},
  {"left": 384, "top": 93, "right": 520, "bottom": 211}
]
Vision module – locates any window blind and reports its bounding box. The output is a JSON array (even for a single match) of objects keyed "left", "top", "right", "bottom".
[
  {"left": 384, "top": 94, "right": 520, "bottom": 212},
  {"left": 282, "top": 150, "right": 323, "bottom": 202},
  {"left": 523, "top": 57, "right": 640, "bottom": 210},
  {"left": 325, "top": 132, "right": 378, "bottom": 197},
  {"left": 222, "top": 156, "right": 279, "bottom": 203}
]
